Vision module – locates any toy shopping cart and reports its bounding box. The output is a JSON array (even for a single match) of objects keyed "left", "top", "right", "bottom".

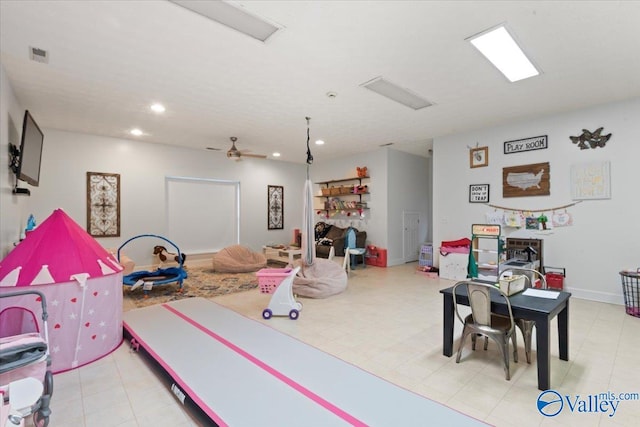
[
  {"left": 619, "top": 270, "right": 640, "bottom": 318},
  {"left": 543, "top": 266, "right": 565, "bottom": 290},
  {"left": 257, "top": 267, "right": 302, "bottom": 320}
]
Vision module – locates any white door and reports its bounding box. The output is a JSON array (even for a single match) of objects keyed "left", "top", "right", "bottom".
[{"left": 403, "top": 212, "right": 420, "bottom": 262}]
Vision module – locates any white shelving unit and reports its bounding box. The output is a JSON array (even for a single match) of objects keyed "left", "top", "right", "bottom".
[{"left": 470, "top": 224, "right": 502, "bottom": 283}]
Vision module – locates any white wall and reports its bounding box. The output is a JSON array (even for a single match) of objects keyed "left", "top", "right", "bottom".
[
  {"left": 433, "top": 97, "right": 640, "bottom": 304},
  {"left": 0, "top": 63, "right": 27, "bottom": 255},
  {"left": 314, "top": 147, "right": 431, "bottom": 266},
  {"left": 1, "top": 89, "right": 432, "bottom": 268},
  {"left": 387, "top": 149, "right": 430, "bottom": 265},
  {"left": 6, "top": 129, "right": 306, "bottom": 265}
]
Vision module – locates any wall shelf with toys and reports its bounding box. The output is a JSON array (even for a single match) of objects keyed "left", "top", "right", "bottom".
[{"left": 315, "top": 174, "right": 370, "bottom": 219}]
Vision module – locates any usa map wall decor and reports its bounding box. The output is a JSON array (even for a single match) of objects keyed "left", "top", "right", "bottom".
[
  {"left": 502, "top": 162, "right": 550, "bottom": 198},
  {"left": 504, "top": 135, "right": 548, "bottom": 154}
]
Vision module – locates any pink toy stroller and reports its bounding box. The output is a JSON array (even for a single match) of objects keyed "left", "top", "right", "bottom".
[{"left": 1, "top": 290, "right": 53, "bottom": 427}]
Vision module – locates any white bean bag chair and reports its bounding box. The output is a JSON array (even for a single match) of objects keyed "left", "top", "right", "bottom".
[
  {"left": 293, "top": 258, "right": 348, "bottom": 298},
  {"left": 212, "top": 245, "right": 267, "bottom": 273}
]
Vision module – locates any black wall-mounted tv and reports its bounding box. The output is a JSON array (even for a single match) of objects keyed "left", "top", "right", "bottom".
[{"left": 17, "top": 110, "right": 44, "bottom": 187}]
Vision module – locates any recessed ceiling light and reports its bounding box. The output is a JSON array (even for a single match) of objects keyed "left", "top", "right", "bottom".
[
  {"left": 169, "top": 0, "right": 282, "bottom": 42},
  {"left": 150, "top": 103, "right": 165, "bottom": 113},
  {"left": 315, "top": 140, "right": 325, "bottom": 145},
  {"left": 130, "top": 128, "right": 143, "bottom": 136},
  {"left": 467, "top": 24, "right": 540, "bottom": 82},
  {"left": 272, "top": 152, "right": 281, "bottom": 157},
  {"left": 361, "top": 77, "right": 432, "bottom": 110}
]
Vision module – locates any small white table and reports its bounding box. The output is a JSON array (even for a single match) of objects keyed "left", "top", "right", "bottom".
[
  {"left": 279, "top": 248, "right": 302, "bottom": 266},
  {"left": 263, "top": 246, "right": 302, "bottom": 266}
]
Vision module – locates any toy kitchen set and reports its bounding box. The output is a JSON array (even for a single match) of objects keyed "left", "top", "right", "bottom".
[{"left": 470, "top": 224, "right": 543, "bottom": 285}]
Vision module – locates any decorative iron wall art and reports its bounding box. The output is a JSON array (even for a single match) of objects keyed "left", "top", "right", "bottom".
[
  {"left": 570, "top": 127, "right": 611, "bottom": 149},
  {"left": 87, "top": 172, "right": 120, "bottom": 237},
  {"left": 267, "top": 185, "right": 284, "bottom": 230},
  {"left": 502, "top": 162, "right": 550, "bottom": 198}
]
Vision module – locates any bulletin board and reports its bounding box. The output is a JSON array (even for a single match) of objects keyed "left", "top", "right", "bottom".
[{"left": 570, "top": 161, "right": 611, "bottom": 200}]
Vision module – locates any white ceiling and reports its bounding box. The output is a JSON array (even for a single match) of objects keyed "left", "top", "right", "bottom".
[{"left": 2, "top": 1, "right": 639, "bottom": 163}]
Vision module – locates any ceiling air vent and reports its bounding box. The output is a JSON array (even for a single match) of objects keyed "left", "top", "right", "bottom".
[
  {"left": 361, "top": 77, "right": 432, "bottom": 110},
  {"left": 29, "top": 47, "right": 49, "bottom": 64}
]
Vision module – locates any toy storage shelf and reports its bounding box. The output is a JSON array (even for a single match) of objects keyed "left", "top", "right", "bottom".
[{"left": 316, "top": 176, "right": 369, "bottom": 185}]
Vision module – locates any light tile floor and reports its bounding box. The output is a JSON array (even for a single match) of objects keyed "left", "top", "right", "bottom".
[{"left": 29, "top": 262, "right": 640, "bottom": 426}]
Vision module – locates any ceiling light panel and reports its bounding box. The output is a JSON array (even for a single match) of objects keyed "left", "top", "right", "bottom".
[
  {"left": 361, "top": 77, "right": 432, "bottom": 110},
  {"left": 468, "top": 25, "right": 540, "bottom": 82},
  {"left": 169, "top": 0, "right": 281, "bottom": 42},
  {"left": 150, "top": 103, "right": 166, "bottom": 113}
]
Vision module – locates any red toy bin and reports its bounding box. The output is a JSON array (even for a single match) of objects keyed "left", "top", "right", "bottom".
[
  {"left": 256, "top": 268, "right": 292, "bottom": 294},
  {"left": 365, "top": 245, "right": 387, "bottom": 267},
  {"left": 543, "top": 266, "right": 565, "bottom": 290}
]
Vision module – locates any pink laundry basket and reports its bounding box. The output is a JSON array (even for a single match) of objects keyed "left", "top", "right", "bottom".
[{"left": 256, "top": 268, "right": 293, "bottom": 294}]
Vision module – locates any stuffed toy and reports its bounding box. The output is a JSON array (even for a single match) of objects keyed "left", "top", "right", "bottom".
[{"left": 153, "top": 245, "right": 186, "bottom": 267}]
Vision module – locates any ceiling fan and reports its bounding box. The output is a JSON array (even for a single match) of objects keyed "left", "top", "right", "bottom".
[{"left": 225, "top": 137, "right": 267, "bottom": 160}]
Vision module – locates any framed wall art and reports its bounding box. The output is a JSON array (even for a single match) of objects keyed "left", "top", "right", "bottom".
[
  {"left": 470, "top": 146, "right": 488, "bottom": 168},
  {"left": 570, "top": 161, "right": 611, "bottom": 200},
  {"left": 267, "top": 185, "right": 284, "bottom": 230},
  {"left": 502, "top": 162, "right": 550, "bottom": 198},
  {"left": 469, "top": 184, "right": 490, "bottom": 203},
  {"left": 87, "top": 172, "right": 120, "bottom": 237}
]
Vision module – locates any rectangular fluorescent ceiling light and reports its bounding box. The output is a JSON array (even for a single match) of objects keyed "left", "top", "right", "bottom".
[
  {"left": 467, "top": 25, "right": 539, "bottom": 82},
  {"left": 169, "top": 0, "right": 281, "bottom": 42},
  {"left": 361, "top": 77, "right": 432, "bottom": 110}
]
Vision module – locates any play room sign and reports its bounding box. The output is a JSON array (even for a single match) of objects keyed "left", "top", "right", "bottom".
[{"left": 504, "top": 135, "right": 548, "bottom": 154}]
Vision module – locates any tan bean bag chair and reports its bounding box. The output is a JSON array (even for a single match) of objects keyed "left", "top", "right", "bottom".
[
  {"left": 292, "top": 258, "right": 348, "bottom": 298},
  {"left": 212, "top": 245, "right": 267, "bottom": 273}
]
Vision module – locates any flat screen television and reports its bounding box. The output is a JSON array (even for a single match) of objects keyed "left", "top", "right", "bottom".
[{"left": 17, "top": 110, "right": 44, "bottom": 187}]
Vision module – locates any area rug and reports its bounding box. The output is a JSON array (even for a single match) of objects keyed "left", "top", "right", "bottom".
[{"left": 123, "top": 262, "right": 285, "bottom": 309}]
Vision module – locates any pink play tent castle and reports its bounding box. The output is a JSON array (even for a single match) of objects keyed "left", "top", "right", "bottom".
[{"left": 0, "top": 209, "right": 124, "bottom": 373}]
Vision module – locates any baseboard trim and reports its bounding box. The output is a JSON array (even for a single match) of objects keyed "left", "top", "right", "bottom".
[{"left": 560, "top": 286, "right": 624, "bottom": 306}]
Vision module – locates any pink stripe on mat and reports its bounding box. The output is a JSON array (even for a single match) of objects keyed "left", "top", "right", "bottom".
[
  {"left": 123, "top": 321, "right": 228, "bottom": 427},
  {"left": 162, "top": 303, "right": 368, "bottom": 427}
]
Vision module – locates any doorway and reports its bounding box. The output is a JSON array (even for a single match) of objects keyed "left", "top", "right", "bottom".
[{"left": 403, "top": 212, "right": 420, "bottom": 263}]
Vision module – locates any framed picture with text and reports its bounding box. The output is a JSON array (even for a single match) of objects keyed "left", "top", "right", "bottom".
[{"left": 469, "top": 184, "right": 490, "bottom": 203}]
